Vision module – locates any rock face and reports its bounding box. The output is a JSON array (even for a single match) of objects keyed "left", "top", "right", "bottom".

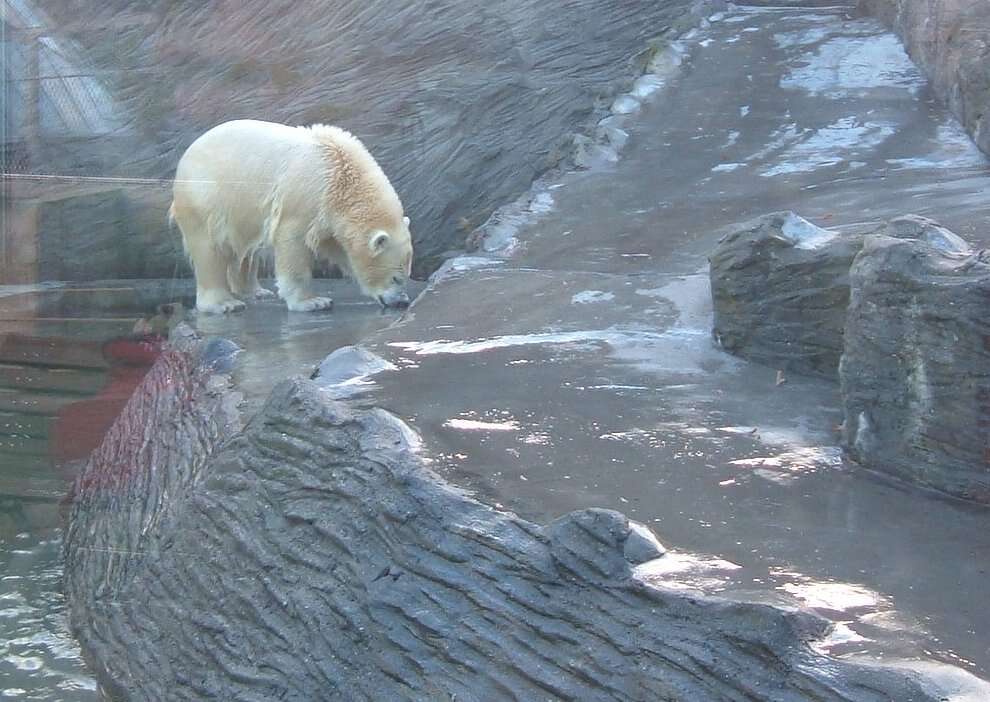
[
  {"left": 37, "top": 190, "right": 187, "bottom": 281},
  {"left": 710, "top": 212, "right": 971, "bottom": 379},
  {"left": 36, "top": 0, "right": 703, "bottom": 276},
  {"left": 859, "top": 0, "right": 990, "bottom": 155},
  {"left": 64, "top": 331, "right": 971, "bottom": 700},
  {"left": 841, "top": 234, "right": 990, "bottom": 503}
]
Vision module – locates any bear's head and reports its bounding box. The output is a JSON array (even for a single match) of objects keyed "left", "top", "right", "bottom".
[{"left": 354, "top": 215, "right": 414, "bottom": 308}]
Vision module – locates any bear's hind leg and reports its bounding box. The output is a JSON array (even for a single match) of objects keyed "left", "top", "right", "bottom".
[
  {"left": 185, "top": 235, "right": 245, "bottom": 314},
  {"left": 228, "top": 253, "right": 276, "bottom": 300},
  {"left": 274, "top": 226, "right": 333, "bottom": 312}
]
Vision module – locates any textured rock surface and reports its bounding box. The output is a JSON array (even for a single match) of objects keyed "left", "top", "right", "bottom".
[
  {"left": 841, "top": 234, "right": 990, "bottom": 503},
  {"left": 63, "top": 326, "right": 241, "bottom": 604},
  {"left": 64, "top": 335, "right": 968, "bottom": 700},
  {"left": 39, "top": 0, "right": 703, "bottom": 276},
  {"left": 37, "top": 190, "right": 187, "bottom": 281},
  {"left": 710, "top": 212, "right": 862, "bottom": 379},
  {"left": 860, "top": 0, "right": 990, "bottom": 155},
  {"left": 710, "top": 212, "right": 971, "bottom": 379}
]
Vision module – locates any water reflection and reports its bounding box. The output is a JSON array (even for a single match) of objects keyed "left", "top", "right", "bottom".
[{"left": 0, "top": 517, "right": 96, "bottom": 701}]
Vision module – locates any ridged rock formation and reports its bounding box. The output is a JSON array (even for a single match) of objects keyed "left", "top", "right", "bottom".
[{"left": 841, "top": 234, "right": 990, "bottom": 503}]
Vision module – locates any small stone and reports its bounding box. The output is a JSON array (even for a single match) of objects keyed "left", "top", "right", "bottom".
[
  {"left": 611, "top": 95, "right": 642, "bottom": 115},
  {"left": 624, "top": 521, "right": 666, "bottom": 564},
  {"left": 631, "top": 75, "right": 666, "bottom": 100},
  {"left": 597, "top": 115, "right": 629, "bottom": 149},
  {"left": 573, "top": 141, "right": 619, "bottom": 169}
]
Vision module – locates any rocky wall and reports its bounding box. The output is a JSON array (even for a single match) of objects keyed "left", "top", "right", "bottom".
[
  {"left": 859, "top": 0, "right": 990, "bottom": 155},
  {"left": 39, "top": 0, "right": 710, "bottom": 277}
]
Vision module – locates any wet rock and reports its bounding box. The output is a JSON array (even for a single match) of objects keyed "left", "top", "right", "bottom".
[
  {"left": 882, "top": 214, "right": 973, "bottom": 253},
  {"left": 710, "top": 212, "right": 866, "bottom": 379},
  {"left": 573, "top": 134, "right": 620, "bottom": 169},
  {"left": 596, "top": 115, "right": 631, "bottom": 151},
  {"left": 860, "top": 0, "right": 990, "bottom": 155},
  {"left": 624, "top": 520, "right": 667, "bottom": 564},
  {"left": 64, "top": 334, "right": 976, "bottom": 700},
  {"left": 709, "top": 212, "right": 971, "bottom": 379},
  {"left": 542, "top": 508, "right": 636, "bottom": 581},
  {"left": 312, "top": 345, "right": 397, "bottom": 397},
  {"left": 841, "top": 234, "right": 990, "bottom": 503},
  {"left": 631, "top": 74, "right": 666, "bottom": 99}
]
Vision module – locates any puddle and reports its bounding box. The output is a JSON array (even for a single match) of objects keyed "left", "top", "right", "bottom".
[
  {"left": 761, "top": 117, "right": 896, "bottom": 176},
  {"left": 780, "top": 32, "right": 925, "bottom": 97}
]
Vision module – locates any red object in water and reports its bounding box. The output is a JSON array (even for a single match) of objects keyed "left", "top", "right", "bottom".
[{"left": 52, "top": 334, "right": 168, "bottom": 466}]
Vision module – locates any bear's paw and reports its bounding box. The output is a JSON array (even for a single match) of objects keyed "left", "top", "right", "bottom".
[{"left": 287, "top": 296, "right": 334, "bottom": 312}]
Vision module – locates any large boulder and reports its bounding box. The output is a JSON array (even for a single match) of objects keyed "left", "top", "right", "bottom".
[
  {"left": 841, "top": 233, "right": 990, "bottom": 503},
  {"left": 710, "top": 212, "right": 862, "bottom": 379},
  {"left": 710, "top": 212, "right": 969, "bottom": 379},
  {"left": 63, "top": 331, "right": 980, "bottom": 700}
]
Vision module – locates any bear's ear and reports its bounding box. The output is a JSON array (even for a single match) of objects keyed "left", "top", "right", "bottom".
[
  {"left": 402, "top": 215, "right": 410, "bottom": 227},
  {"left": 369, "top": 230, "right": 390, "bottom": 256}
]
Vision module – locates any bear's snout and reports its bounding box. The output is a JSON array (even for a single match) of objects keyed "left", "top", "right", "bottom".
[{"left": 379, "top": 287, "right": 411, "bottom": 309}]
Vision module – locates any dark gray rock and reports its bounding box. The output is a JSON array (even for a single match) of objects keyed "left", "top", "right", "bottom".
[
  {"left": 709, "top": 212, "right": 971, "bottom": 379},
  {"left": 710, "top": 212, "right": 868, "bottom": 379},
  {"left": 841, "top": 234, "right": 990, "bottom": 503},
  {"left": 859, "top": 0, "right": 990, "bottom": 156},
  {"left": 64, "top": 330, "right": 974, "bottom": 700},
  {"left": 37, "top": 0, "right": 704, "bottom": 276}
]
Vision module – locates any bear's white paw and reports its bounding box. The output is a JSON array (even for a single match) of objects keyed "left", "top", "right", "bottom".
[
  {"left": 197, "top": 297, "right": 246, "bottom": 315},
  {"left": 286, "top": 296, "right": 334, "bottom": 312},
  {"left": 252, "top": 287, "right": 277, "bottom": 300}
]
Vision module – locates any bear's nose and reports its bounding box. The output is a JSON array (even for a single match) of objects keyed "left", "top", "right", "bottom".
[{"left": 378, "top": 289, "right": 410, "bottom": 308}]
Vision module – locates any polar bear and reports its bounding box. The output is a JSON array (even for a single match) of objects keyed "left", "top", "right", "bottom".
[{"left": 169, "top": 119, "right": 413, "bottom": 313}]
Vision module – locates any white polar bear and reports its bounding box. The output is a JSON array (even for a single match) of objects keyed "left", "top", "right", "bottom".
[{"left": 169, "top": 119, "right": 413, "bottom": 313}]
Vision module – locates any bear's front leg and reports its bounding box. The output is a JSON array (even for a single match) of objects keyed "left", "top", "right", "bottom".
[{"left": 274, "top": 232, "right": 333, "bottom": 312}]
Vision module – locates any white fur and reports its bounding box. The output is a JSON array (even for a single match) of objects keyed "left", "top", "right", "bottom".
[{"left": 169, "top": 119, "right": 412, "bottom": 313}]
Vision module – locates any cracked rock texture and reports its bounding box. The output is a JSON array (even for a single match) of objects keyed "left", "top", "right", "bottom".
[
  {"left": 64, "top": 331, "right": 965, "bottom": 700},
  {"left": 841, "top": 234, "right": 990, "bottom": 503},
  {"left": 860, "top": 0, "right": 990, "bottom": 155}
]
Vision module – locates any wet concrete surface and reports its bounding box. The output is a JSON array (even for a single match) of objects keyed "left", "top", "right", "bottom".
[
  {"left": 339, "top": 3, "right": 990, "bottom": 679},
  {"left": 189, "top": 280, "right": 423, "bottom": 414}
]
